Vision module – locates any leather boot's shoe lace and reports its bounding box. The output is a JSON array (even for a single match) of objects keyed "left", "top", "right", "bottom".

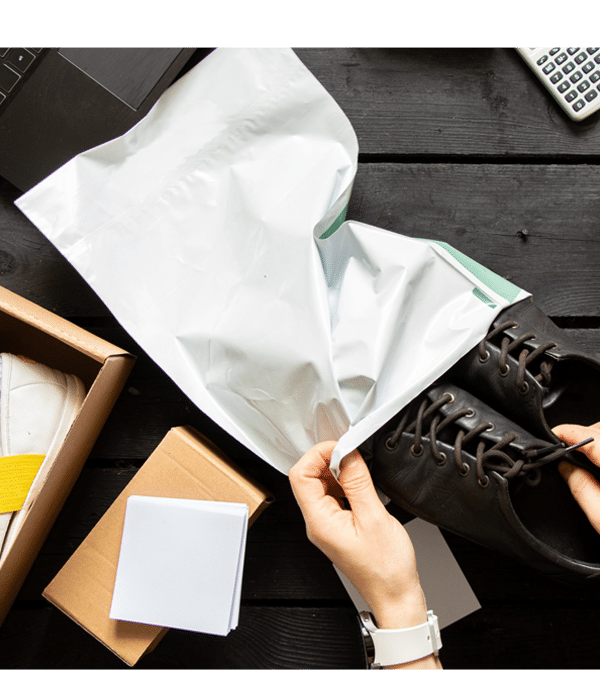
[
  {"left": 479, "top": 321, "right": 557, "bottom": 393},
  {"left": 385, "top": 392, "right": 587, "bottom": 488}
]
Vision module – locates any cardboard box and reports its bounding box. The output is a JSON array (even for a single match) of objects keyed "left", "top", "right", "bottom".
[
  {"left": 0, "top": 285, "right": 135, "bottom": 627},
  {"left": 43, "top": 425, "right": 274, "bottom": 667}
]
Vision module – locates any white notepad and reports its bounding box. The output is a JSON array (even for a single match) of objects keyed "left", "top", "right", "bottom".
[{"left": 110, "top": 495, "right": 249, "bottom": 636}]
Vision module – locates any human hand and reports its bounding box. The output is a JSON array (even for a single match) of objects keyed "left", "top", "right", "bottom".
[
  {"left": 288, "top": 441, "right": 427, "bottom": 631},
  {"left": 553, "top": 422, "right": 600, "bottom": 534}
]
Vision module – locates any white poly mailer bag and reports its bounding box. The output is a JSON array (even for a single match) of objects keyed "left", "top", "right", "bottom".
[{"left": 16, "top": 48, "right": 529, "bottom": 475}]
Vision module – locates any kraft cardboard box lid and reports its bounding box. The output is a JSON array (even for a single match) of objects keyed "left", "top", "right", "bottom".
[{"left": 43, "top": 425, "right": 274, "bottom": 667}]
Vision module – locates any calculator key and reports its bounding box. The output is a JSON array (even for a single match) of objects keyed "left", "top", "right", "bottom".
[
  {"left": 550, "top": 48, "right": 560, "bottom": 55},
  {"left": 578, "top": 80, "right": 591, "bottom": 92},
  {"left": 573, "top": 99, "right": 586, "bottom": 112},
  {"left": 596, "top": 55, "right": 600, "bottom": 64},
  {"left": 591, "top": 70, "right": 600, "bottom": 82},
  {"left": 0, "top": 64, "right": 20, "bottom": 92},
  {"left": 543, "top": 62, "right": 555, "bottom": 74},
  {"left": 567, "top": 48, "right": 580, "bottom": 55},
  {"left": 565, "top": 90, "right": 578, "bottom": 102},
  {"left": 583, "top": 61, "right": 595, "bottom": 73},
  {"left": 550, "top": 71, "right": 562, "bottom": 84},
  {"left": 558, "top": 80, "right": 570, "bottom": 93},
  {"left": 537, "top": 54, "right": 549, "bottom": 65},
  {"left": 575, "top": 52, "right": 587, "bottom": 64},
  {"left": 564, "top": 61, "right": 575, "bottom": 73},
  {"left": 556, "top": 52, "right": 568, "bottom": 64},
  {"left": 6, "top": 49, "right": 35, "bottom": 73},
  {"left": 587, "top": 48, "right": 599, "bottom": 55},
  {"left": 585, "top": 89, "right": 598, "bottom": 102},
  {"left": 570, "top": 71, "right": 583, "bottom": 83}
]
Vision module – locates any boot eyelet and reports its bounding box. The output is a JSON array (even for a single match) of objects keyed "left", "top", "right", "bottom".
[
  {"left": 435, "top": 453, "right": 447, "bottom": 466},
  {"left": 465, "top": 409, "right": 475, "bottom": 418},
  {"left": 499, "top": 365, "right": 510, "bottom": 377},
  {"left": 410, "top": 444, "right": 424, "bottom": 457},
  {"left": 459, "top": 463, "right": 470, "bottom": 476},
  {"left": 478, "top": 350, "right": 490, "bottom": 363},
  {"left": 478, "top": 475, "right": 490, "bottom": 488},
  {"left": 518, "top": 381, "right": 529, "bottom": 395},
  {"left": 444, "top": 392, "right": 455, "bottom": 404},
  {"left": 486, "top": 422, "right": 495, "bottom": 431},
  {"left": 385, "top": 438, "right": 397, "bottom": 451}
]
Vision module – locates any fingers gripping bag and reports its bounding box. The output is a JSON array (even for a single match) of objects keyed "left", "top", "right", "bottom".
[{"left": 16, "top": 48, "right": 529, "bottom": 476}]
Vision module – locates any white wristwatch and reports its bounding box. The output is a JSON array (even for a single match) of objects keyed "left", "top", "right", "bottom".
[{"left": 359, "top": 609, "right": 442, "bottom": 668}]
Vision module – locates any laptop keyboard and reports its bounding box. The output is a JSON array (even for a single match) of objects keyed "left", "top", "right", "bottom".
[{"left": 0, "top": 48, "right": 43, "bottom": 109}]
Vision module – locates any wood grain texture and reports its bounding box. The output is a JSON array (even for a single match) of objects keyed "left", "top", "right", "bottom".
[
  {"left": 296, "top": 48, "right": 600, "bottom": 157},
  {"left": 347, "top": 163, "right": 600, "bottom": 317},
  {"left": 0, "top": 605, "right": 366, "bottom": 669}
]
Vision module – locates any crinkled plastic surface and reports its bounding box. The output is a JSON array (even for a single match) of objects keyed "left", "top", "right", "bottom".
[{"left": 16, "top": 48, "right": 529, "bottom": 475}]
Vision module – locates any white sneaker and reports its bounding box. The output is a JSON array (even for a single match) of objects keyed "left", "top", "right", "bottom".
[{"left": 0, "top": 354, "right": 86, "bottom": 561}]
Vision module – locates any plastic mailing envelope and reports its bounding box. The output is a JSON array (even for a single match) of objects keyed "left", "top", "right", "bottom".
[{"left": 16, "top": 48, "right": 530, "bottom": 476}]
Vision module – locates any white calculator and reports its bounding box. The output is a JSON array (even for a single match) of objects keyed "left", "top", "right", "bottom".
[{"left": 516, "top": 48, "right": 600, "bottom": 121}]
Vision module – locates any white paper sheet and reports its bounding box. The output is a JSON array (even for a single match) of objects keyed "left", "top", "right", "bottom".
[
  {"left": 16, "top": 48, "right": 529, "bottom": 476},
  {"left": 110, "top": 496, "right": 248, "bottom": 635}
]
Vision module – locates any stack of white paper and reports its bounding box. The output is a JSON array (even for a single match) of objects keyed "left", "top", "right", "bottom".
[{"left": 110, "top": 495, "right": 248, "bottom": 636}]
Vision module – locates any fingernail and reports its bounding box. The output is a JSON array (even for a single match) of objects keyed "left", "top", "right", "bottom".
[{"left": 558, "top": 462, "right": 574, "bottom": 480}]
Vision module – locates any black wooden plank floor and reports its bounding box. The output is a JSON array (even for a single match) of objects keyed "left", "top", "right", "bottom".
[{"left": 1, "top": 47, "right": 600, "bottom": 671}]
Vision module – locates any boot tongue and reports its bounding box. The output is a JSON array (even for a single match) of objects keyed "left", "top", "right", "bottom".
[{"left": 426, "top": 382, "right": 555, "bottom": 457}]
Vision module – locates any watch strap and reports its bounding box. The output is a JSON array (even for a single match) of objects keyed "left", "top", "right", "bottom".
[{"left": 360, "top": 609, "right": 442, "bottom": 668}]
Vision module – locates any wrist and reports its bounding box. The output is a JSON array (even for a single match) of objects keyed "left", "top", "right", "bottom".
[{"left": 370, "top": 587, "right": 428, "bottom": 630}]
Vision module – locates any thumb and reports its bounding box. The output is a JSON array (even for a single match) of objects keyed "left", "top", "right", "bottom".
[{"left": 338, "top": 449, "right": 386, "bottom": 520}]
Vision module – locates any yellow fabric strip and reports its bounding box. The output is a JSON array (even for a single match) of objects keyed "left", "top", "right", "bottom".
[{"left": 0, "top": 454, "right": 46, "bottom": 514}]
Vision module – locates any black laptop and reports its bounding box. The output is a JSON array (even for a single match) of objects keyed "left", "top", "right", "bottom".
[{"left": 0, "top": 48, "right": 200, "bottom": 191}]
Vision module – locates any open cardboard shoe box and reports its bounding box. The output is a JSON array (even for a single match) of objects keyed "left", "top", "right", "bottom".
[{"left": 0, "top": 284, "right": 135, "bottom": 626}]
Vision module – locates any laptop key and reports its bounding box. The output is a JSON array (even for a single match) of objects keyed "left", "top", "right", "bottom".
[
  {"left": 0, "top": 91, "right": 5, "bottom": 105},
  {"left": 0, "top": 49, "right": 9, "bottom": 57},
  {"left": 6, "top": 49, "right": 35, "bottom": 73},
  {"left": 0, "top": 64, "right": 20, "bottom": 92}
]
